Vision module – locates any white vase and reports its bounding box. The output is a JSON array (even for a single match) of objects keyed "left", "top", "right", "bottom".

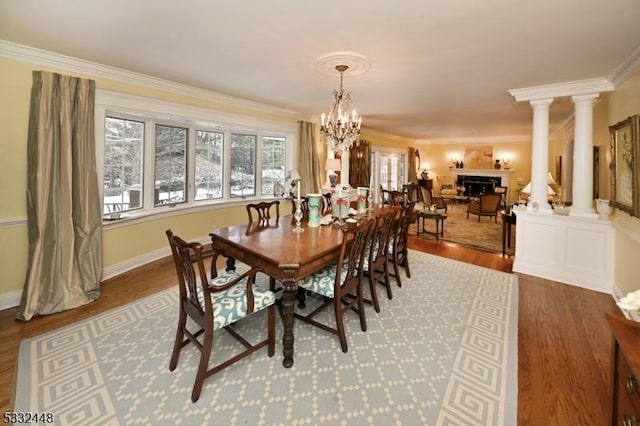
[{"left": 596, "top": 199, "right": 612, "bottom": 220}]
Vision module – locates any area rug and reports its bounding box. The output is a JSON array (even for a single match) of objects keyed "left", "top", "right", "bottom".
[
  {"left": 14, "top": 250, "right": 518, "bottom": 425},
  {"left": 412, "top": 204, "right": 513, "bottom": 254}
]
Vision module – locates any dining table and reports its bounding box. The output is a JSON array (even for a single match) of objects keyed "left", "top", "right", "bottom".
[{"left": 209, "top": 215, "right": 345, "bottom": 368}]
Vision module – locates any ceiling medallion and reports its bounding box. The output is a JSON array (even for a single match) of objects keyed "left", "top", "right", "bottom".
[{"left": 315, "top": 51, "right": 370, "bottom": 77}]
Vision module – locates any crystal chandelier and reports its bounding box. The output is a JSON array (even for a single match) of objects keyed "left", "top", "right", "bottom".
[{"left": 320, "top": 65, "right": 362, "bottom": 155}]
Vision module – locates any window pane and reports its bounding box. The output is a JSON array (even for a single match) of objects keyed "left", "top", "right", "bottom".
[
  {"left": 390, "top": 156, "right": 399, "bottom": 190},
  {"left": 262, "top": 136, "right": 286, "bottom": 195},
  {"left": 195, "top": 130, "right": 224, "bottom": 200},
  {"left": 155, "top": 124, "right": 187, "bottom": 205},
  {"left": 103, "top": 117, "right": 144, "bottom": 214},
  {"left": 230, "top": 134, "right": 256, "bottom": 197}
]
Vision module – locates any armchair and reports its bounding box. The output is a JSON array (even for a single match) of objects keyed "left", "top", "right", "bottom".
[{"left": 467, "top": 192, "right": 502, "bottom": 222}]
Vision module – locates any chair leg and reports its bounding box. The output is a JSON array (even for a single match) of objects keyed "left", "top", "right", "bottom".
[
  {"left": 191, "top": 326, "right": 214, "bottom": 403},
  {"left": 392, "top": 255, "right": 403, "bottom": 287},
  {"left": 402, "top": 251, "right": 412, "bottom": 278},
  {"left": 169, "top": 310, "right": 187, "bottom": 371},
  {"left": 335, "top": 302, "right": 348, "bottom": 353},
  {"left": 357, "top": 286, "right": 367, "bottom": 332},
  {"left": 382, "top": 263, "right": 393, "bottom": 300},
  {"left": 368, "top": 274, "right": 381, "bottom": 313}
]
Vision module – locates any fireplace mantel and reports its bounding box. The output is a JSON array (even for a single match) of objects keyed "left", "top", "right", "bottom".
[{"left": 449, "top": 168, "right": 515, "bottom": 187}]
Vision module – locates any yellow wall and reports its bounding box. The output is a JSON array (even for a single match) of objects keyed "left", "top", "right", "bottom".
[
  {"left": 416, "top": 141, "right": 532, "bottom": 204},
  {"left": 603, "top": 70, "right": 640, "bottom": 295},
  {"left": 0, "top": 56, "right": 298, "bottom": 298}
]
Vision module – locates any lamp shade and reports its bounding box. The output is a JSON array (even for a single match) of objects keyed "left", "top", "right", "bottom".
[
  {"left": 420, "top": 161, "right": 431, "bottom": 170},
  {"left": 287, "top": 170, "right": 301, "bottom": 181},
  {"left": 521, "top": 182, "right": 556, "bottom": 195},
  {"left": 325, "top": 158, "right": 341, "bottom": 171}
]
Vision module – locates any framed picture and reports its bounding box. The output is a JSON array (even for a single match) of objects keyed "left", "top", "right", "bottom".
[
  {"left": 464, "top": 145, "right": 493, "bottom": 169},
  {"left": 609, "top": 115, "right": 639, "bottom": 216}
]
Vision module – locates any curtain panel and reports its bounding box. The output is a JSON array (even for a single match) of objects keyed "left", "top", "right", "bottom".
[
  {"left": 408, "top": 147, "right": 418, "bottom": 183},
  {"left": 17, "top": 71, "right": 103, "bottom": 321},
  {"left": 297, "top": 121, "right": 322, "bottom": 194}
]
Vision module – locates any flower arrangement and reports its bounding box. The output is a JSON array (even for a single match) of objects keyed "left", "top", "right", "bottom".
[{"left": 617, "top": 289, "right": 640, "bottom": 313}]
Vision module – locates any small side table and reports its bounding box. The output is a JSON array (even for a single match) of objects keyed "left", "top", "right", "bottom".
[
  {"left": 417, "top": 211, "right": 447, "bottom": 240},
  {"left": 500, "top": 210, "right": 516, "bottom": 256}
]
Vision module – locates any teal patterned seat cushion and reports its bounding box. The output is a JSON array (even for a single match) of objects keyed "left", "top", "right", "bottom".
[
  {"left": 197, "top": 270, "right": 276, "bottom": 330},
  {"left": 299, "top": 263, "right": 349, "bottom": 298}
]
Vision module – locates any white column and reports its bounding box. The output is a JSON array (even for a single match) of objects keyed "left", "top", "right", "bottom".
[
  {"left": 570, "top": 94, "right": 599, "bottom": 217},
  {"left": 529, "top": 98, "right": 554, "bottom": 213}
]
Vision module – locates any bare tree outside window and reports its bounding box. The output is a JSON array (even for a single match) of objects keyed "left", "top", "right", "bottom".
[
  {"left": 155, "top": 124, "right": 187, "bottom": 205},
  {"left": 103, "top": 117, "right": 144, "bottom": 214},
  {"left": 262, "top": 136, "right": 286, "bottom": 195},
  {"left": 195, "top": 130, "right": 224, "bottom": 200},
  {"left": 230, "top": 134, "right": 256, "bottom": 197}
]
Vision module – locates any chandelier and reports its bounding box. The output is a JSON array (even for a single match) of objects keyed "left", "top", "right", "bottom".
[{"left": 320, "top": 65, "right": 362, "bottom": 155}]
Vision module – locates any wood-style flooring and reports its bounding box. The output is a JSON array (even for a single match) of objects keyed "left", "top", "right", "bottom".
[{"left": 0, "top": 237, "right": 620, "bottom": 425}]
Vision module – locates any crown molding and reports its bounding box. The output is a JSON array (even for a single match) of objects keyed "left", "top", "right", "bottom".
[
  {"left": 508, "top": 78, "right": 615, "bottom": 102},
  {"left": 417, "top": 134, "right": 532, "bottom": 145},
  {"left": 0, "top": 40, "right": 304, "bottom": 120},
  {"left": 608, "top": 43, "right": 640, "bottom": 88}
]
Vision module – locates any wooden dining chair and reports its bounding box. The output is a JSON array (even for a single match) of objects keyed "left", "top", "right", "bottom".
[
  {"left": 293, "top": 217, "right": 375, "bottom": 352},
  {"left": 362, "top": 208, "right": 397, "bottom": 313},
  {"left": 165, "top": 229, "right": 276, "bottom": 402},
  {"left": 388, "top": 202, "right": 415, "bottom": 287},
  {"left": 246, "top": 200, "right": 280, "bottom": 224}
]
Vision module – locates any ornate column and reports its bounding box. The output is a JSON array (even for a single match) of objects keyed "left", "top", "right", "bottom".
[
  {"left": 529, "top": 98, "right": 554, "bottom": 212},
  {"left": 570, "top": 94, "right": 599, "bottom": 217}
]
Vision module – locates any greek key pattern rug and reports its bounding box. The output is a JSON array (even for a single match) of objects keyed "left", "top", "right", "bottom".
[{"left": 14, "top": 250, "right": 518, "bottom": 425}]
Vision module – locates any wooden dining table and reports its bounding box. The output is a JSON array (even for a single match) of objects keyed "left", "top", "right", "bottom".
[{"left": 209, "top": 216, "right": 345, "bottom": 368}]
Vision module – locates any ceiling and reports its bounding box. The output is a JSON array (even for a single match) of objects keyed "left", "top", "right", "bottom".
[{"left": 2, "top": 0, "right": 640, "bottom": 143}]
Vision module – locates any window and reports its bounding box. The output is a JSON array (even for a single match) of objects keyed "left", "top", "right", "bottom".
[
  {"left": 195, "top": 130, "right": 224, "bottom": 200},
  {"left": 97, "top": 89, "right": 295, "bottom": 219},
  {"left": 103, "top": 117, "right": 144, "bottom": 214},
  {"left": 261, "top": 136, "right": 286, "bottom": 195},
  {"left": 230, "top": 133, "right": 256, "bottom": 198},
  {"left": 155, "top": 124, "right": 187, "bottom": 205}
]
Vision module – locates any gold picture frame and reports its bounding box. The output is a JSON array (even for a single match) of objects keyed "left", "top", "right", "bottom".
[{"left": 609, "top": 115, "right": 639, "bottom": 216}]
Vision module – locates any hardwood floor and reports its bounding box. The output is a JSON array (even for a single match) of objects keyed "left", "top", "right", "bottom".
[{"left": 1, "top": 237, "right": 620, "bottom": 425}]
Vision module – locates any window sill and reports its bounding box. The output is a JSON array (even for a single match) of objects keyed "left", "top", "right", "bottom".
[{"left": 101, "top": 197, "right": 280, "bottom": 228}]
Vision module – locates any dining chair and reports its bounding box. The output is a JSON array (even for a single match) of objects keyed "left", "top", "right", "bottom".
[
  {"left": 388, "top": 202, "right": 415, "bottom": 287},
  {"left": 362, "top": 208, "right": 397, "bottom": 313},
  {"left": 246, "top": 200, "right": 280, "bottom": 224},
  {"left": 246, "top": 200, "right": 281, "bottom": 292},
  {"left": 382, "top": 189, "right": 406, "bottom": 207},
  {"left": 293, "top": 217, "right": 375, "bottom": 352},
  {"left": 165, "top": 229, "right": 276, "bottom": 402}
]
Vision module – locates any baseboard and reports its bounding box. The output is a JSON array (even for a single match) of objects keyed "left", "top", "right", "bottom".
[
  {"left": 0, "top": 290, "right": 22, "bottom": 312},
  {"left": 1, "top": 235, "right": 213, "bottom": 310}
]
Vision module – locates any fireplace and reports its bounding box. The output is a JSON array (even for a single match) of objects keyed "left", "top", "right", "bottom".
[
  {"left": 448, "top": 169, "right": 513, "bottom": 198},
  {"left": 457, "top": 176, "right": 499, "bottom": 197}
]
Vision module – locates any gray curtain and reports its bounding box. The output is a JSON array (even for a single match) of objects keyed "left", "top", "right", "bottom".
[
  {"left": 17, "top": 71, "right": 102, "bottom": 321},
  {"left": 297, "top": 121, "right": 322, "bottom": 194}
]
